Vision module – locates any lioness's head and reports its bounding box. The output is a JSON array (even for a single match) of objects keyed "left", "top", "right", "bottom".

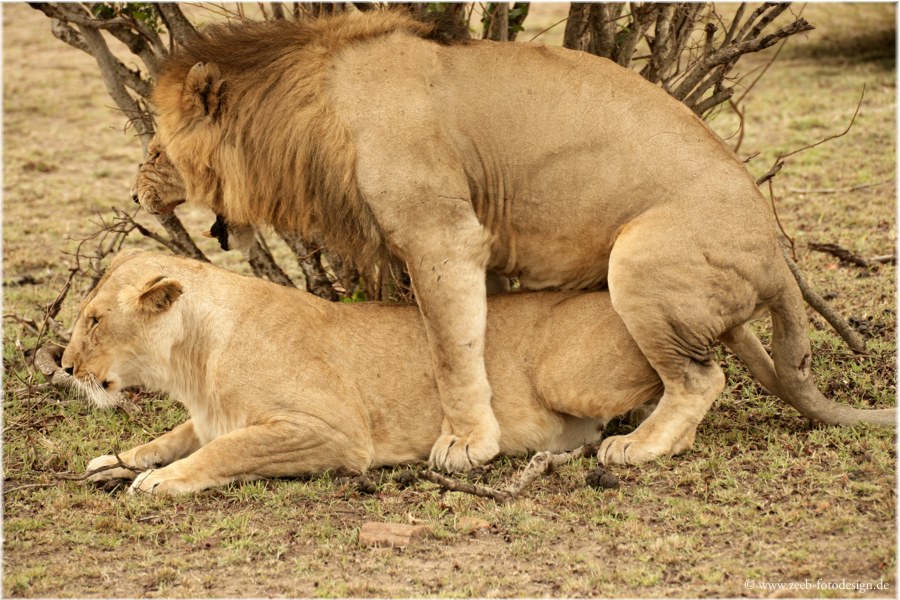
[
  {"left": 131, "top": 138, "right": 187, "bottom": 215},
  {"left": 61, "top": 251, "right": 184, "bottom": 408}
]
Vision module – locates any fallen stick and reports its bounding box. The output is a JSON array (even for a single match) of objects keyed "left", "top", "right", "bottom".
[
  {"left": 419, "top": 470, "right": 511, "bottom": 502},
  {"left": 54, "top": 452, "right": 141, "bottom": 481},
  {"left": 808, "top": 242, "right": 875, "bottom": 269},
  {"left": 359, "top": 522, "right": 432, "bottom": 548},
  {"left": 782, "top": 248, "right": 867, "bottom": 353},
  {"left": 419, "top": 445, "right": 601, "bottom": 503},
  {"left": 870, "top": 255, "right": 896, "bottom": 265},
  {"left": 789, "top": 178, "right": 891, "bottom": 195}
]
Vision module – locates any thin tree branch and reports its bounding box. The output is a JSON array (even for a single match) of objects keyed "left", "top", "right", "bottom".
[
  {"left": 672, "top": 18, "right": 814, "bottom": 101},
  {"left": 723, "top": 2, "right": 748, "bottom": 46},
  {"left": 280, "top": 234, "right": 340, "bottom": 301},
  {"left": 416, "top": 446, "right": 597, "bottom": 503},
  {"left": 782, "top": 248, "right": 867, "bottom": 353},
  {"left": 808, "top": 242, "right": 876, "bottom": 270},
  {"left": 68, "top": 19, "right": 155, "bottom": 144},
  {"left": 54, "top": 452, "right": 142, "bottom": 481},
  {"left": 695, "top": 85, "right": 734, "bottom": 116},
  {"left": 780, "top": 85, "right": 866, "bottom": 161},
  {"left": 156, "top": 4, "right": 198, "bottom": 46},
  {"left": 788, "top": 179, "right": 891, "bottom": 195},
  {"left": 246, "top": 234, "right": 296, "bottom": 287}
]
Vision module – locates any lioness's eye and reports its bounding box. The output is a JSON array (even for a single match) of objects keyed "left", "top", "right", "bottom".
[{"left": 87, "top": 315, "right": 100, "bottom": 329}]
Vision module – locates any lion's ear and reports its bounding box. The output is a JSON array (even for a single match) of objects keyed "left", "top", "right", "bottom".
[
  {"left": 125, "top": 276, "right": 184, "bottom": 314},
  {"left": 183, "top": 62, "right": 227, "bottom": 121}
]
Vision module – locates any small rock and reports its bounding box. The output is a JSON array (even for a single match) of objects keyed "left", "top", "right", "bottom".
[
  {"left": 456, "top": 516, "right": 491, "bottom": 534},
  {"left": 359, "top": 522, "right": 432, "bottom": 548},
  {"left": 585, "top": 466, "right": 619, "bottom": 489}
]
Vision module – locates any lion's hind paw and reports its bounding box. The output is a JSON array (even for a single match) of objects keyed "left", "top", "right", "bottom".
[{"left": 597, "top": 434, "right": 672, "bottom": 466}]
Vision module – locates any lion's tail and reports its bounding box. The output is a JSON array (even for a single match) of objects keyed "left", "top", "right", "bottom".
[{"left": 720, "top": 268, "right": 895, "bottom": 426}]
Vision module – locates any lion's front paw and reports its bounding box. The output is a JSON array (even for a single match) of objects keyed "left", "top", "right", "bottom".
[
  {"left": 128, "top": 468, "right": 195, "bottom": 496},
  {"left": 85, "top": 454, "right": 139, "bottom": 481},
  {"left": 429, "top": 427, "right": 500, "bottom": 473},
  {"left": 597, "top": 434, "right": 674, "bottom": 466}
]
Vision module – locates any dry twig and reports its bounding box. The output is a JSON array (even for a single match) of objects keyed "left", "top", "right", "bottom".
[
  {"left": 418, "top": 445, "right": 599, "bottom": 503},
  {"left": 55, "top": 452, "right": 142, "bottom": 481},
  {"left": 788, "top": 179, "right": 891, "bottom": 195},
  {"left": 750, "top": 88, "right": 870, "bottom": 353},
  {"left": 34, "top": 344, "right": 73, "bottom": 387},
  {"left": 808, "top": 242, "right": 876, "bottom": 270},
  {"left": 782, "top": 248, "right": 867, "bottom": 353}
]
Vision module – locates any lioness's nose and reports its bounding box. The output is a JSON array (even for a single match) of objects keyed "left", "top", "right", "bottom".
[
  {"left": 132, "top": 192, "right": 140, "bottom": 204},
  {"left": 64, "top": 366, "right": 74, "bottom": 376}
]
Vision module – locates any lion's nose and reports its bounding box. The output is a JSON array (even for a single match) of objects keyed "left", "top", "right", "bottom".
[
  {"left": 132, "top": 192, "right": 140, "bottom": 204},
  {"left": 64, "top": 365, "right": 74, "bottom": 376}
]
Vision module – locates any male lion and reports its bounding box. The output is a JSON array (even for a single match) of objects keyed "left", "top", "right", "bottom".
[
  {"left": 137, "top": 12, "right": 894, "bottom": 471},
  {"left": 62, "top": 250, "right": 665, "bottom": 494}
]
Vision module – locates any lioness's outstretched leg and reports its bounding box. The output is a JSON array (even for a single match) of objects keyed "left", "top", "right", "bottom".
[
  {"left": 86, "top": 420, "right": 201, "bottom": 481},
  {"left": 130, "top": 419, "right": 373, "bottom": 495}
]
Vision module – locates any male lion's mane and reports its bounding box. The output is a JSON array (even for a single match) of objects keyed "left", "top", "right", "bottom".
[{"left": 153, "top": 11, "right": 445, "bottom": 273}]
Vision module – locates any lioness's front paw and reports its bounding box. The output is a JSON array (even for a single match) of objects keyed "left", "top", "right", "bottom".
[
  {"left": 86, "top": 454, "right": 139, "bottom": 481},
  {"left": 128, "top": 469, "right": 194, "bottom": 496},
  {"left": 429, "top": 428, "right": 500, "bottom": 473},
  {"left": 597, "top": 434, "right": 673, "bottom": 466}
]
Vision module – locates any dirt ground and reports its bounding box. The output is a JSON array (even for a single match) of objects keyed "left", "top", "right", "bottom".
[{"left": 3, "top": 3, "right": 896, "bottom": 598}]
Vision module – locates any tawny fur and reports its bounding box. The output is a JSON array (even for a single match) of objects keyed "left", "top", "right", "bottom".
[
  {"left": 149, "top": 13, "right": 435, "bottom": 271},
  {"left": 141, "top": 11, "right": 895, "bottom": 472},
  {"left": 130, "top": 138, "right": 185, "bottom": 213},
  {"left": 62, "top": 251, "right": 662, "bottom": 495}
]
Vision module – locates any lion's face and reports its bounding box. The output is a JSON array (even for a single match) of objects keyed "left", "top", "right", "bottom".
[
  {"left": 131, "top": 138, "right": 187, "bottom": 215},
  {"left": 61, "top": 255, "right": 184, "bottom": 408}
]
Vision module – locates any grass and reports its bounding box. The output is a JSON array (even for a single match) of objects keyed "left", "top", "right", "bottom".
[{"left": 3, "top": 3, "right": 896, "bottom": 598}]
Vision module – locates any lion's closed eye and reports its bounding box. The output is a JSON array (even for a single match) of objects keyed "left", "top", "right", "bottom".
[{"left": 86, "top": 314, "right": 101, "bottom": 332}]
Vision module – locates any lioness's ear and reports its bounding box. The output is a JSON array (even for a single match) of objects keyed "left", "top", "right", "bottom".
[
  {"left": 183, "top": 62, "right": 227, "bottom": 121},
  {"left": 126, "top": 276, "right": 183, "bottom": 314}
]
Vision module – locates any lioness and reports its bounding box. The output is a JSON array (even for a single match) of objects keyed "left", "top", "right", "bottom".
[
  {"left": 63, "top": 251, "right": 665, "bottom": 494},
  {"left": 136, "top": 12, "right": 895, "bottom": 471}
]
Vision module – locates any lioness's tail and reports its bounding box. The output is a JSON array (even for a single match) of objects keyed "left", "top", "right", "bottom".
[{"left": 720, "top": 276, "right": 895, "bottom": 426}]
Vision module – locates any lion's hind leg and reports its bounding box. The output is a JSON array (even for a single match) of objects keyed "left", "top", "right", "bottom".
[
  {"left": 598, "top": 358, "right": 725, "bottom": 465},
  {"left": 600, "top": 215, "right": 755, "bottom": 465}
]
